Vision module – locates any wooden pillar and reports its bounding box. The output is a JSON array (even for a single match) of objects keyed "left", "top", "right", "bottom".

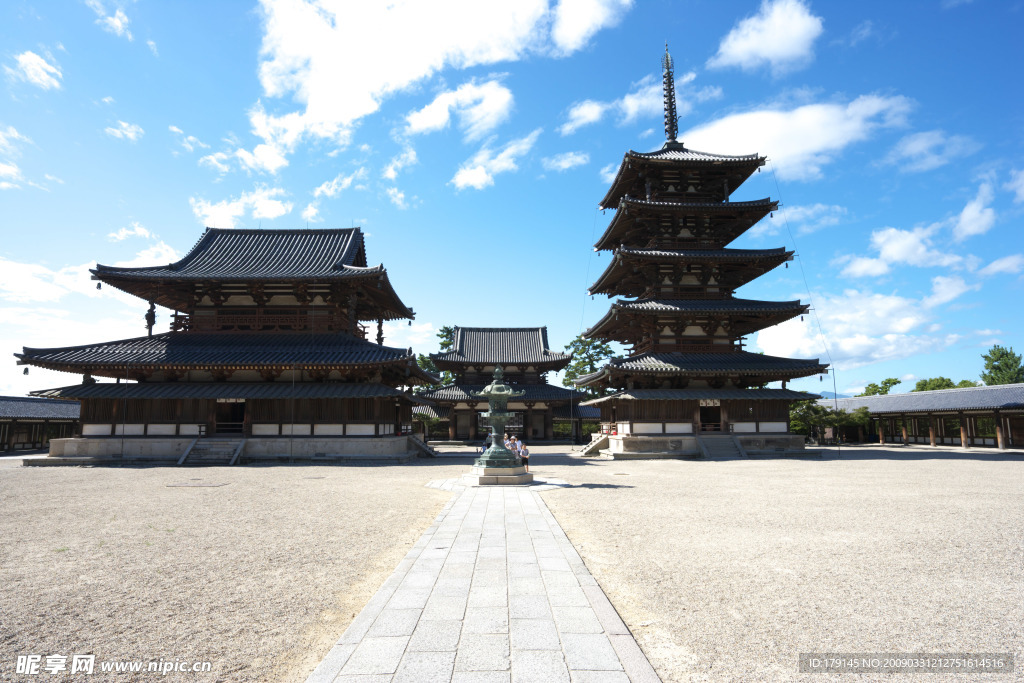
[
  {"left": 448, "top": 412, "right": 456, "bottom": 440},
  {"left": 959, "top": 412, "right": 968, "bottom": 449},
  {"left": 525, "top": 403, "right": 535, "bottom": 440},
  {"left": 878, "top": 418, "right": 885, "bottom": 444},
  {"left": 995, "top": 411, "right": 1005, "bottom": 450},
  {"left": 5, "top": 421, "right": 15, "bottom": 452},
  {"left": 928, "top": 414, "right": 936, "bottom": 447},
  {"left": 857, "top": 425, "right": 864, "bottom": 443},
  {"left": 901, "top": 415, "right": 908, "bottom": 445},
  {"left": 468, "top": 403, "right": 478, "bottom": 441},
  {"left": 544, "top": 409, "right": 554, "bottom": 441}
]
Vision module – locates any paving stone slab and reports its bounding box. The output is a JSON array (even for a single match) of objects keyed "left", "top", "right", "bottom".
[
  {"left": 455, "top": 633, "right": 511, "bottom": 672},
  {"left": 510, "top": 649, "right": 570, "bottom": 683},
  {"left": 407, "top": 618, "right": 463, "bottom": 652},
  {"left": 393, "top": 650, "right": 457, "bottom": 683},
  {"left": 340, "top": 636, "right": 410, "bottom": 675},
  {"left": 510, "top": 618, "right": 561, "bottom": 651}
]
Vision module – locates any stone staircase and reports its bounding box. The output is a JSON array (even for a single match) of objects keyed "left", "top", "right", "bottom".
[
  {"left": 179, "top": 437, "right": 245, "bottom": 466},
  {"left": 579, "top": 434, "right": 609, "bottom": 456},
  {"left": 697, "top": 434, "right": 747, "bottom": 460},
  {"left": 408, "top": 435, "right": 440, "bottom": 458}
]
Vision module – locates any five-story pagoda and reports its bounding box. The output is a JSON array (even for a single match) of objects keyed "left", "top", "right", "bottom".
[{"left": 577, "top": 49, "right": 828, "bottom": 458}]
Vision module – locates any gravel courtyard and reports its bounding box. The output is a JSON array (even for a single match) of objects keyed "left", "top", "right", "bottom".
[
  {"left": 534, "top": 445, "right": 1024, "bottom": 682},
  {"left": 0, "top": 457, "right": 467, "bottom": 682},
  {"left": 2, "top": 446, "right": 1021, "bottom": 682}
]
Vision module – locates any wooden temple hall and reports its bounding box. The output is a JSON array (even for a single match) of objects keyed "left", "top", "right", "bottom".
[
  {"left": 16, "top": 228, "right": 439, "bottom": 463},
  {"left": 577, "top": 49, "right": 828, "bottom": 458},
  {"left": 417, "top": 327, "right": 598, "bottom": 443}
]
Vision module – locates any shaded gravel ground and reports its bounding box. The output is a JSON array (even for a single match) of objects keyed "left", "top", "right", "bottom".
[
  {"left": 0, "top": 457, "right": 469, "bottom": 682},
  {"left": 533, "top": 445, "right": 1024, "bottom": 682}
]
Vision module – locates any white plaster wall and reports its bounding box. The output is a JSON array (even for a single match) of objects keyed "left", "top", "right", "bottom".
[
  {"left": 82, "top": 424, "right": 110, "bottom": 436},
  {"left": 616, "top": 422, "right": 631, "bottom": 435},
  {"left": 633, "top": 423, "right": 663, "bottom": 434},
  {"left": 347, "top": 424, "right": 375, "bottom": 436},
  {"left": 147, "top": 424, "right": 176, "bottom": 436},
  {"left": 179, "top": 424, "right": 201, "bottom": 435},
  {"left": 665, "top": 422, "right": 692, "bottom": 434},
  {"left": 252, "top": 424, "right": 278, "bottom": 436},
  {"left": 114, "top": 424, "right": 145, "bottom": 436},
  {"left": 281, "top": 424, "right": 312, "bottom": 436},
  {"left": 759, "top": 422, "right": 788, "bottom": 433},
  {"left": 314, "top": 424, "right": 345, "bottom": 435},
  {"left": 732, "top": 422, "right": 757, "bottom": 433}
]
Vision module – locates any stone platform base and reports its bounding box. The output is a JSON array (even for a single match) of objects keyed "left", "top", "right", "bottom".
[{"left": 462, "top": 465, "right": 534, "bottom": 486}]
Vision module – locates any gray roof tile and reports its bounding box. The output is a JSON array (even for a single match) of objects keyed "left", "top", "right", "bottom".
[
  {"left": 431, "top": 327, "right": 571, "bottom": 368},
  {"left": 32, "top": 382, "right": 426, "bottom": 402},
  {"left": 820, "top": 384, "right": 1024, "bottom": 414},
  {"left": 0, "top": 396, "right": 80, "bottom": 420},
  {"left": 583, "top": 388, "right": 820, "bottom": 405},
  {"left": 418, "top": 383, "right": 582, "bottom": 403},
  {"left": 93, "top": 228, "right": 379, "bottom": 281}
]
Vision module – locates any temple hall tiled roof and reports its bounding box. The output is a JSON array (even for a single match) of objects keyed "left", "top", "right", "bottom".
[
  {"left": 575, "top": 351, "right": 827, "bottom": 386},
  {"left": 608, "top": 298, "right": 806, "bottom": 314},
  {"left": 431, "top": 328, "right": 571, "bottom": 369},
  {"left": 627, "top": 143, "right": 764, "bottom": 163},
  {"left": 92, "top": 228, "right": 379, "bottom": 281},
  {"left": 0, "top": 396, "right": 80, "bottom": 420},
  {"left": 418, "top": 384, "right": 583, "bottom": 403},
  {"left": 819, "top": 383, "right": 1024, "bottom": 415},
  {"left": 615, "top": 247, "right": 791, "bottom": 261},
  {"left": 583, "top": 388, "right": 821, "bottom": 405},
  {"left": 17, "top": 331, "right": 436, "bottom": 383},
  {"left": 31, "top": 382, "right": 429, "bottom": 402}
]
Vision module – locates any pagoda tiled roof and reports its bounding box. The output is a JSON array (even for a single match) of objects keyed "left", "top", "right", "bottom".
[
  {"left": 594, "top": 197, "right": 777, "bottom": 251},
  {"left": 616, "top": 247, "right": 791, "bottom": 261},
  {"left": 418, "top": 383, "right": 582, "bottom": 403},
  {"left": 819, "top": 383, "right": 1024, "bottom": 415},
  {"left": 17, "top": 331, "right": 436, "bottom": 383},
  {"left": 574, "top": 351, "right": 827, "bottom": 386},
  {"left": 31, "top": 382, "right": 430, "bottom": 402},
  {"left": 0, "top": 395, "right": 80, "bottom": 420},
  {"left": 584, "top": 298, "right": 807, "bottom": 340},
  {"left": 431, "top": 327, "right": 571, "bottom": 369},
  {"left": 600, "top": 141, "right": 766, "bottom": 209},
  {"left": 552, "top": 403, "right": 601, "bottom": 420},
  {"left": 93, "top": 228, "right": 377, "bottom": 281},
  {"left": 583, "top": 387, "right": 821, "bottom": 405}
]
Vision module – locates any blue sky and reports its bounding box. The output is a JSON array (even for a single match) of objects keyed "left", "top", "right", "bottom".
[{"left": 2, "top": 0, "right": 1022, "bottom": 397}]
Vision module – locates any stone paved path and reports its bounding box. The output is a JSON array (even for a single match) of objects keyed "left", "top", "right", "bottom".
[{"left": 307, "top": 482, "right": 660, "bottom": 682}]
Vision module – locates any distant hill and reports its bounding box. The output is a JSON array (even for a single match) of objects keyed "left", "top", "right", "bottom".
[{"left": 817, "top": 391, "right": 852, "bottom": 399}]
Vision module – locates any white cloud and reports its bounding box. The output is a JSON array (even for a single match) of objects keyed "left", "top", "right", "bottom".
[
  {"left": 0, "top": 161, "right": 21, "bottom": 182},
  {"left": 884, "top": 129, "right": 979, "bottom": 172},
  {"left": 405, "top": 80, "right": 513, "bottom": 141},
  {"left": 0, "top": 125, "right": 30, "bottom": 155},
  {"left": 707, "top": 0, "right": 824, "bottom": 76},
  {"left": 683, "top": 94, "right": 912, "bottom": 181},
  {"left": 922, "top": 275, "right": 978, "bottom": 308},
  {"left": 979, "top": 254, "right": 1024, "bottom": 277},
  {"left": 451, "top": 128, "right": 541, "bottom": 190},
  {"left": 100, "top": 96, "right": 114, "bottom": 105},
  {"left": 550, "top": 0, "right": 632, "bottom": 54},
  {"left": 559, "top": 72, "right": 705, "bottom": 136},
  {"left": 108, "top": 222, "right": 152, "bottom": 241},
  {"left": 44, "top": 174, "right": 64, "bottom": 184},
  {"left": 838, "top": 222, "right": 962, "bottom": 277},
  {"left": 953, "top": 180, "right": 996, "bottom": 241},
  {"left": 169, "top": 125, "right": 209, "bottom": 153},
  {"left": 4, "top": 51, "right": 62, "bottom": 90},
  {"left": 234, "top": 0, "right": 628, "bottom": 174},
  {"left": 847, "top": 20, "right": 875, "bottom": 46},
  {"left": 86, "top": 0, "right": 133, "bottom": 40},
  {"left": 313, "top": 167, "right": 368, "bottom": 198},
  {"left": 386, "top": 187, "right": 408, "bottom": 209},
  {"left": 755, "top": 288, "right": 959, "bottom": 370},
  {"left": 189, "top": 186, "right": 293, "bottom": 228},
  {"left": 1004, "top": 169, "right": 1024, "bottom": 203},
  {"left": 599, "top": 162, "right": 618, "bottom": 183},
  {"left": 147, "top": 40, "right": 158, "bottom": 56},
  {"left": 381, "top": 321, "right": 436, "bottom": 351},
  {"left": 754, "top": 203, "right": 845, "bottom": 237},
  {"left": 105, "top": 120, "right": 144, "bottom": 141},
  {"left": 199, "top": 151, "right": 232, "bottom": 174},
  {"left": 301, "top": 202, "right": 321, "bottom": 223},
  {"left": 382, "top": 146, "right": 417, "bottom": 181},
  {"left": 542, "top": 151, "right": 589, "bottom": 172}
]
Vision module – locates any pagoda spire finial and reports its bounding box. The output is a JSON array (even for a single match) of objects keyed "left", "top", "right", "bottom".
[{"left": 662, "top": 43, "right": 679, "bottom": 144}]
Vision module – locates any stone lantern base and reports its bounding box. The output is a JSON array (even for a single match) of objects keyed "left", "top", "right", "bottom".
[{"left": 461, "top": 465, "right": 534, "bottom": 486}]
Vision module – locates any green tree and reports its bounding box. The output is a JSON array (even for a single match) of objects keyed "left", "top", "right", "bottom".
[
  {"left": 562, "top": 335, "right": 614, "bottom": 399},
  {"left": 913, "top": 377, "right": 977, "bottom": 392},
  {"left": 414, "top": 326, "right": 456, "bottom": 390},
  {"left": 980, "top": 344, "right": 1024, "bottom": 385},
  {"left": 858, "top": 377, "right": 900, "bottom": 396}
]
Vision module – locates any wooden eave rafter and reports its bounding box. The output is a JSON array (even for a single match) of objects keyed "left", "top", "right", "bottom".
[{"left": 599, "top": 155, "right": 765, "bottom": 209}]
